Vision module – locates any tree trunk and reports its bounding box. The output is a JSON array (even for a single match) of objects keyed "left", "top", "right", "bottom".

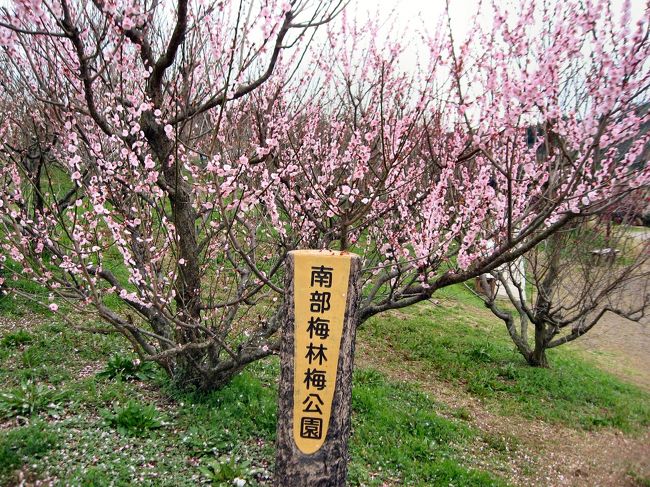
[
  {"left": 528, "top": 323, "right": 549, "bottom": 367},
  {"left": 32, "top": 155, "right": 44, "bottom": 218},
  {"left": 275, "top": 252, "right": 362, "bottom": 486},
  {"left": 528, "top": 347, "right": 549, "bottom": 367},
  {"left": 142, "top": 116, "right": 202, "bottom": 323}
]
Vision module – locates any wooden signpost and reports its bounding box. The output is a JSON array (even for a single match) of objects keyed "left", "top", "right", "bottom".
[{"left": 276, "top": 250, "right": 362, "bottom": 486}]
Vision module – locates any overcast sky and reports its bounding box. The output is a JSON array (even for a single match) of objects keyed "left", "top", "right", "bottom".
[
  {"left": 350, "top": 0, "right": 647, "bottom": 40},
  {"left": 343, "top": 0, "right": 648, "bottom": 74},
  {"left": 351, "top": 0, "right": 471, "bottom": 33}
]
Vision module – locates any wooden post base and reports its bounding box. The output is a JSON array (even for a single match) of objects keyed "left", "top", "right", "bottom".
[{"left": 275, "top": 251, "right": 362, "bottom": 486}]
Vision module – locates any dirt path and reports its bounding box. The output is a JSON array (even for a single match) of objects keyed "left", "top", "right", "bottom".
[
  {"left": 570, "top": 229, "right": 650, "bottom": 392},
  {"left": 356, "top": 341, "right": 650, "bottom": 487},
  {"left": 573, "top": 312, "right": 650, "bottom": 392}
]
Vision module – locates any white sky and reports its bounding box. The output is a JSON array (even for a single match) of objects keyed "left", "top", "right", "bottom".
[
  {"left": 344, "top": 0, "right": 648, "bottom": 74},
  {"left": 351, "top": 0, "right": 647, "bottom": 26},
  {"left": 351, "top": 0, "right": 471, "bottom": 33},
  {"left": 350, "top": 0, "right": 647, "bottom": 42}
]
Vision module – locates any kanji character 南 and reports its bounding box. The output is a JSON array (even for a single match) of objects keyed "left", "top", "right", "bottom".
[{"left": 310, "top": 265, "right": 333, "bottom": 288}]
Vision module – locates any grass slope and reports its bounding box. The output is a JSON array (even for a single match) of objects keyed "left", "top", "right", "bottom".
[
  {"left": 0, "top": 305, "right": 503, "bottom": 485},
  {"left": 359, "top": 285, "right": 650, "bottom": 432},
  {"left": 1, "top": 284, "right": 648, "bottom": 485}
]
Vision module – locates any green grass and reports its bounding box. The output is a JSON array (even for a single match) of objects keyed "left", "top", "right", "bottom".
[
  {"left": 0, "top": 421, "right": 58, "bottom": 477},
  {"left": 0, "top": 310, "right": 505, "bottom": 486},
  {"left": 628, "top": 469, "right": 650, "bottom": 486},
  {"left": 170, "top": 366, "right": 279, "bottom": 457},
  {"left": 101, "top": 400, "right": 164, "bottom": 436},
  {"left": 359, "top": 285, "right": 650, "bottom": 432},
  {"left": 349, "top": 369, "right": 504, "bottom": 486},
  {"left": 624, "top": 225, "right": 648, "bottom": 235},
  {"left": 0, "top": 329, "right": 33, "bottom": 347},
  {"left": 97, "top": 353, "right": 158, "bottom": 382},
  {"left": 0, "top": 381, "right": 66, "bottom": 419},
  {"left": 0, "top": 260, "right": 47, "bottom": 316},
  {"left": 1, "top": 317, "right": 125, "bottom": 387},
  {"left": 1, "top": 282, "right": 648, "bottom": 484}
]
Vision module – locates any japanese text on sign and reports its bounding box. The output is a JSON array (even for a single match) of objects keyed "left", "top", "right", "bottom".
[{"left": 292, "top": 251, "right": 352, "bottom": 454}]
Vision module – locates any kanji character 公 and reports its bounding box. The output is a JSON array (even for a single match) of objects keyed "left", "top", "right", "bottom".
[{"left": 302, "top": 393, "right": 324, "bottom": 414}]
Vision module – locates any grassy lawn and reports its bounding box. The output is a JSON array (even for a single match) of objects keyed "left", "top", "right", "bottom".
[
  {"left": 359, "top": 285, "right": 650, "bottom": 432},
  {"left": 0, "top": 284, "right": 648, "bottom": 485}
]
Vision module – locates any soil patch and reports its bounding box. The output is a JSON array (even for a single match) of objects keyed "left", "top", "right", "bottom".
[{"left": 356, "top": 339, "right": 650, "bottom": 487}]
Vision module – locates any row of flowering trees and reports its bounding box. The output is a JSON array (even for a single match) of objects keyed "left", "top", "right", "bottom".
[{"left": 0, "top": 0, "right": 648, "bottom": 389}]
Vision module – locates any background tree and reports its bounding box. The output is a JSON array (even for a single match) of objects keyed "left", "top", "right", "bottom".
[
  {"left": 0, "top": 0, "right": 648, "bottom": 390},
  {"left": 479, "top": 211, "right": 649, "bottom": 367}
]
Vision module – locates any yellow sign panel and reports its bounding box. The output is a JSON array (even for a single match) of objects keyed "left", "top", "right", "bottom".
[{"left": 292, "top": 250, "right": 352, "bottom": 454}]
